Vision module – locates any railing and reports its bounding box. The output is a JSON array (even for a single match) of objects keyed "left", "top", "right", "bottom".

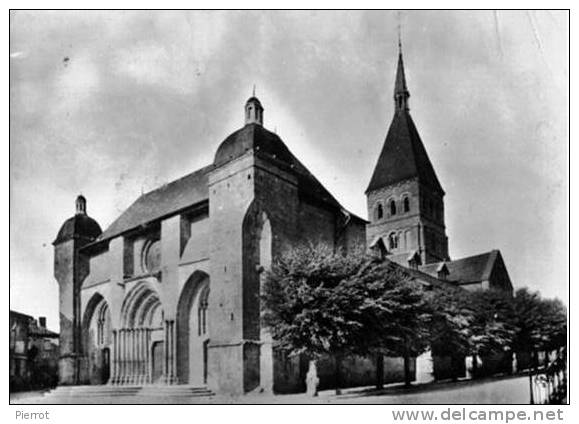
[{"left": 529, "top": 347, "right": 567, "bottom": 404}]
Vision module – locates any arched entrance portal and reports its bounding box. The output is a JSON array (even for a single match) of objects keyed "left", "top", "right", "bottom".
[
  {"left": 114, "top": 282, "right": 164, "bottom": 385},
  {"left": 177, "top": 272, "right": 210, "bottom": 385},
  {"left": 83, "top": 293, "right": 112, "bottom": 385}
]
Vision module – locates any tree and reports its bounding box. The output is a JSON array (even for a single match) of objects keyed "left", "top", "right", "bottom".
[
  {"left": 261, "top": 244, "right": 368, "bottom": 394},
  {"left": 262, "top": 244, "right": 433, "bottom": 392},
  {"left": 469, "top": 289, "right": 517, "bottom": 356},
  {"left": 511, "top": 288, "right": 567, "bottom": 367},
  {"left": 464, "top": 289, "right": 517, "bottom": 377},
  {"left": 426, "top": 284, "right": 474, "bottom": 379},
  {"left": 538, "top": 298, "right": 567, "bottom": 352},
  {"left": 352, "top": 260, "right": 431, "bottom": 387}
]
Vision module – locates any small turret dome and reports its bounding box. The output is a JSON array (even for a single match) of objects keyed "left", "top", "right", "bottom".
[
  {"left": 214, "top": 96, "right": 294, "bottom": 168},
  {"left": 53, "top": 195, "right": 102, "bottom": 245},
  {"left": 245, "top": 96, "right": 264, "bottom": 126}
]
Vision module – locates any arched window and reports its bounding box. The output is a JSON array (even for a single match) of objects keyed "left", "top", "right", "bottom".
[
  {"left": 198, "top": 287, "right": 209, "bottom": 336},
  {"left": 375, "top": 203, "right": 384, "bottom": 220},
  {"left": 390, "top": 199, "right": 397, "bottom": 216},
  {"left": 388, "top": 232, "right": 398, "bottom": 250},
  {"left": 403, "top": 196, "right": 410, "bottom": 213}
]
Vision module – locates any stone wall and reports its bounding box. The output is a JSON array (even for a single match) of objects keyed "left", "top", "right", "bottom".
[
  {"left": 180, "top": 213, "right": 210, "bottom": 265},
  {"left": 317, "top": 355, "right": 414, "bottom": 391},
  {"left": 272, "top": 353, "right": 415, "bottom": 393},
  {"left": 366, "top": 178, "right": 448, "bottom": 264}
]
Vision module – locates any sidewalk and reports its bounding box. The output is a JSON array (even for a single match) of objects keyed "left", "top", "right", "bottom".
[{"left": 11, "top": 375, "right": 530, "bottom": 404}]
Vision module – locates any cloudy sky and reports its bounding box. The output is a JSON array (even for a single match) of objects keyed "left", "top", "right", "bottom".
[{"left": 10, "top": 11, "right": 568, "bottom": 331}]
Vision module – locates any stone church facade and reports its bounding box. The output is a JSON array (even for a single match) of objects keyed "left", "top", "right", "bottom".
[{"left": 53, "top": 46, "right": 512, "bottom": 395}]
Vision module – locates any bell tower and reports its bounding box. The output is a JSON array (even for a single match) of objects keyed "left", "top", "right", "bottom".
[
  {"left": 53, "top": 195, "right": 102, "bottom": 384},
  {"left": 366, "top": 44, "right": 449, "bottom": 266}
]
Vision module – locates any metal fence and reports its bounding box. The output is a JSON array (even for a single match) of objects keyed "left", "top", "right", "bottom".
[{"left": 529, "top": 348, "right": 567, "bottom": 404}]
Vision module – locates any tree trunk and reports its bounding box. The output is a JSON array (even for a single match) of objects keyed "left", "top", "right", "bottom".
[
  {"left": 450, "top": 356, "right": 459, "bottom": 382},
  {"left": 403, "top": 354, "right": 412, "bottom": 387},
  {"left": 335, "top": 355, "right": 342, "bottom": 395},
  {"left": 375, "top": 353, "right": 384, "bottom": 390},
  {"left": 532, "top": 350, "right": 539, "bottom": 370},
  {"left": 529, "top": 369, "right": 535, "bottom": 405},
  {"left": 471, "top": 354, "right": 478, "bottom": 378}
]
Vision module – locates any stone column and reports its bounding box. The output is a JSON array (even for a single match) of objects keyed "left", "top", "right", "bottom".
[
  {"left": 111, "top": 330, "right": 118, "bottom": 385},
  {"left": 141, "top": 329, "right": 147, "bottom": 385},
  {"left": 163, "top": 322, "right": 168, "bottom": 382},
  {"left": 146, "top": 328, "right": 151, "bottom": 384},
  {"left": 122, "top": 329, "right": 128, "bottom": 385},
  {"left": 138, "top": 329, "right": 144, "bottom": 385},
  {"left": 134, "top": 329, "right": 139, "bottom": 385},
  {"left": 171, "top": 320, "right": 177, "bottom": 384},
  {"left": 162, "top": 320, "right": 177, "bottom": 385},
  {"left": 130, "top": 329, "right": 136, "bottom": 385},
  {"left": 416, "top": 350, "right": 435, "bottom": 384},
  {"left": 118, "top": 329, "right": 124, "bottom": 385},
  {"left": 127, "top": 329, "right": 132, "bottom": 385},
  {"left": 133, "top": 329, "right": 138, "bottom": 385},
  {"left": 137, "top": 328, "right": 144, "bottom": 386}
]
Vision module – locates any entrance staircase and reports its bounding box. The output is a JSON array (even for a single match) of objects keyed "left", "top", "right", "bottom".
[{"left": 37, "top": 384, "right": 214, "bottom": 404}]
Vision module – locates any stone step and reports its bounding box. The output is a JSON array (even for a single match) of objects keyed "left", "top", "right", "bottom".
[
  {"left": 41, "top": 385, "right": 213, "bottom": 401},
  {"left": 138, "top": 385, "right": 214, "bottom": 398},
  {"left": 43, "top": 386, "right": 142, "bottom": 399}
]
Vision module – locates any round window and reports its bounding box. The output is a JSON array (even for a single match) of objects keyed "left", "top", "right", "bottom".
[{"left": 143, "top": 240, "right": 161, "bottom": 274}]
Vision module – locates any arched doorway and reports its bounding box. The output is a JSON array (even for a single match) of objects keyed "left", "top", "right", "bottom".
[
  {"left": 176, "top": 271, "right": 210, "bottom": 386},
  {"left": 116, "top": 282, "right": 164, "bottom": 385},
  {"left": 82, "top": 293, "right": 112, "bottom": 385}
]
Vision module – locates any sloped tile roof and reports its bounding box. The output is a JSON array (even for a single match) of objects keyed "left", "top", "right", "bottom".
[
  {"left": 420, "top": 250, "right": 499, "bottom": 285},
  {"left": 96, "top": 164, "right": 213, "bottom": 242},
  {"left": 92, "top": 124, "right": 361, "bottom": 244},
  {"left": 29, "top": 324, "right": 59, "bottom": 338},
  {"left": 366, "top": 110, "right": 444, "bottom": 194},
  {"left": 382, "top": 257, "right": 456, "bottom": 290}
]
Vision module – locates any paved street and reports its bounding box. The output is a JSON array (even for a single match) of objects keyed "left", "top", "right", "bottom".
[
  {"left": 319, "top": 375, "right": 530, "bottom": 404},
  {"left": 11, "top": 375, "right": 530, "bottom": 404}
]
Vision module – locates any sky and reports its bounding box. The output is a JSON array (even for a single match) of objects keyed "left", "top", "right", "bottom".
[{"left": 9, "top": 10, "right": 569, "bottom": 331}]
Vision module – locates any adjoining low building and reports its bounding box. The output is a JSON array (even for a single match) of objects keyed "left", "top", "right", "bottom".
[
  {"left": 10, "top": 311, "right": 59, "bottom": 391},
  {"left": 52, "top": 43, "right": 513, "bottom": 395},
  {"left": 419, "top": 250, "right": 513, "bottom": 295}
]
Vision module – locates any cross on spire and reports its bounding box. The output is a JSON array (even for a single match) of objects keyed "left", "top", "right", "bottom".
[
  {"left": 393, "top": 16, "right": 410, "bottom": 112},
  {"left": 397, "top": 11, "right": 402, "bottom": 53}
]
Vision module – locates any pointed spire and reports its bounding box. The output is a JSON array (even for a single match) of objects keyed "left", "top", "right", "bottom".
[
  {"left": 394, "top": 21, "right": 410, "bottom": 111},
  {"left": 252, "top": 84, "right": 256, "bottom": 97}
]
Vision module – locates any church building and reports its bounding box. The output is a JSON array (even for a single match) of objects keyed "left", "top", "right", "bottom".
[{"left": 53, "top": 44, "right": 512, "bottom": 395}]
